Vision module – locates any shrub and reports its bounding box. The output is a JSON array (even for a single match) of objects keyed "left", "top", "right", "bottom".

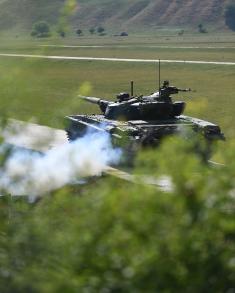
[
  {"left": 31, "top": 21, "right": 51, "bottom": 38},
  {"left": 57, "top": 28, "right": 66, "bottom": 38},
  {"left": 97, "top": 26, "right": 105, "bottom": 35},
  {"left": 178, "top": 29, "right": 184, "bottom": 36},
  {"left": 89, "top": 28, "right": 95, "bottom": 34},
  {"left": 120, "top": 32, "right": 128, "bottom": 36},
  {"left": 76, "top": 29, "right": 83, "bottom": 36},
  {"left": 198, "top": 23, "right": 207, "bottom": 33},
  {"left": 0, "top": 137, "right": 234, "bottom": 292}
]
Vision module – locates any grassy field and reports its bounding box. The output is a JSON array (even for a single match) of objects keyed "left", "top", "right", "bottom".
[
  {"left": 3, "top": 46, "right": 235, "bottom": 62},
  {"left": 0, "top": 34, "right": 234, "bottom": 139}
]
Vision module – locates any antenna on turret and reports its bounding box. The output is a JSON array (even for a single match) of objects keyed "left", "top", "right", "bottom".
[
  {"left": 131, "top": 81, "right": 134, "bottom": 97},
  {"left": 158, "top": 59, "right": 161, "bottom": 97}
]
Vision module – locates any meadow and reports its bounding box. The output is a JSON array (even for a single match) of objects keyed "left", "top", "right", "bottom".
[{"left": 0, "top": 34, "right": 234, "bottom": 139}]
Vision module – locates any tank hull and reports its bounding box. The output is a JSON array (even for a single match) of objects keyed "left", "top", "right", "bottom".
[{"left": 65, "top": 114, "right": 224, "bottom": 143}]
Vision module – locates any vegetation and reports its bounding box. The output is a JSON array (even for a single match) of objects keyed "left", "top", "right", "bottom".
[
  {"left": 76, "top": 29, "right": 83, "bottom": 36},
  {"left": 198, "top": 23, "right": 207, "bottom": 33},
  {"left": 89, "top": 27, "right": 95, "bottom": 35},
  {"left": 0, "top": 0, "right": 63, "bottom": 32},
  {"left": 178, "top": 29, "right": 184, "bottom": 36},
  {"left": 225, "top": 2, "right": 235, "bottom": 31},
  {"left": 120, "top": 32, "right": 128, "bottom": 36},
  {"left": 97, "top": 26, "right": 105, "bottom": 35},
  {"left": 0, "top": 136, "right": 234, "bottom": 291},
  {"left": 57, "top": 27, "right": 66, "bottom": 38},
  {"left": 31, "top": 21, "right": 51, "bottom": 38}
]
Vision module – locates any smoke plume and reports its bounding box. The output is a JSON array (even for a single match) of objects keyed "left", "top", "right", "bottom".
[{"left": 0, "top": 129, "right": 121, "bottom": 196}]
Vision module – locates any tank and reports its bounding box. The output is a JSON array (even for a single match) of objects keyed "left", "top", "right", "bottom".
[{"left": 65, "top": 83, "right": 224, "bottom": 155}]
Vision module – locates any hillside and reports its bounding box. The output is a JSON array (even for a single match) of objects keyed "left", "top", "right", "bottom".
[
  {"left": 0, "top": 0, "right": 64, "bottom": 30},
  {"left": 0, "top": 0, "right": 230, "bottom": 32},
  {"left": 74, "top": 0, "right": 228, "bottom": 30}
]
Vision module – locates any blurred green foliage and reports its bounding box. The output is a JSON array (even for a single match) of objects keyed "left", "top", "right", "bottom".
[{"left": 0, "top": 137, "right": 234, "bottom": 292}]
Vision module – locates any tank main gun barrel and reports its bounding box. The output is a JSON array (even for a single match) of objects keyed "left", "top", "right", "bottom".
[
  {"left": 178, "top": 88, "right": 192, "bottom": 92},
  {"left": 79, "top": 95, "right": 110, "bottom": 113},
  {"left": 79, "top": 95, "right": 102, "bottom": 104}
]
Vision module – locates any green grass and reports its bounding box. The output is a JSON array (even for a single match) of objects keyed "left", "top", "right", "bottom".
[
  {"left": 1, "top": 32, "right": 235, "bottom": 46},
  {"left": 0, "top": 35, "right": 234, "bottom": 139},
  {"left": 2, "top": 45, "right": 235, "bottom": 62},
  {"left": 1, "top": 34, "right": 235, "bottom": 62}
]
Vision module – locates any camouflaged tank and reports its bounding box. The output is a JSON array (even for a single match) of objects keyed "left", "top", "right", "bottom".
[{"left": 65, "top": 82, "right": 224, "bottom": 149}]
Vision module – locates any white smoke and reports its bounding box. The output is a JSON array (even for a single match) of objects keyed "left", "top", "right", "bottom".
[{"left": 0, "top": 129, "right": 122, "bottom": 196}]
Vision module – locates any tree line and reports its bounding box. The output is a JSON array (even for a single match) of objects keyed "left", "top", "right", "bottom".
[{"left": 31, "top": 22, "right": 108, "bottom": 38}]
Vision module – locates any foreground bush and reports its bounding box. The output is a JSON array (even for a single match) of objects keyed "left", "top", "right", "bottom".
[{"left": 0, "top": 138, "right": 234, "bottom": 292}]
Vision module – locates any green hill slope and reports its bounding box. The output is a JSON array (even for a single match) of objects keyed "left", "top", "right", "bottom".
[
  {"left": 74, "top": 0, "right": 228, "bottom": 29},
  {"left": 0, "top": 0, "right": 230, "bottom": 32},
  {"left": 0, "top": 0, "right": 64, "bottom": 30}
]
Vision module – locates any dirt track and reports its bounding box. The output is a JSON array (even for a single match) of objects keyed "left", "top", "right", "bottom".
[{"left": 40, "top": 45, "right": 235, "bottom": 50}]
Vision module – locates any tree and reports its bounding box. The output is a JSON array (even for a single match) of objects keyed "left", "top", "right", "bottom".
[
  {"left": 225, "top": 2, "right": 235, "bottom": 31},
  {"left": 76, "top": 29, "right": 83, "bottom": 36},
  {"left": 120, "top": 32, "right": 128, "bottom": 37},
  {"left": 60, "top": 31, "right": 66, "bottom": 38},
  {"left": 57, "top": 28, "right": 66, "bottom": 38},
  {"left": 97, "top": 26, "right": 105, "bottom": 35},
  {"left": 198, "top": 23, "right": 207, "bottom": 33},
  {"left": 89, "top": 28, "right": 95, "bottom": 34},
  {"left": 31, "top": 21, "right": 51, "bottom": 38},
  {"left": 178, "top": 29, "right": 184, "bottom": 36}
]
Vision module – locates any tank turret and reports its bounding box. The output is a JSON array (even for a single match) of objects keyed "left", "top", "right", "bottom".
[{"left": 79, "top": 91, "right": 186, "bottom": 121}]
